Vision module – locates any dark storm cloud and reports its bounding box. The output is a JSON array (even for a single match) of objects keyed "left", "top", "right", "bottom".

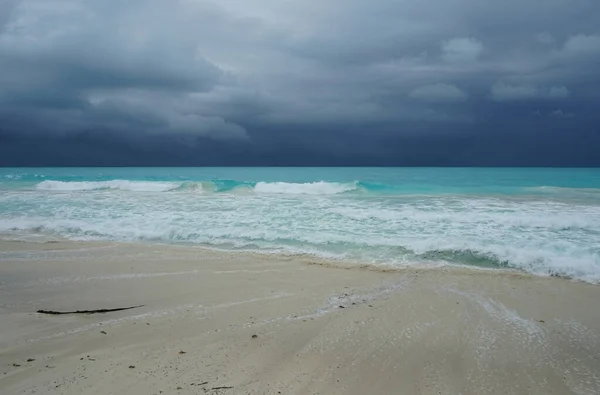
[{"left": 0, "top": 0, "right": 599, "bottom": 165}]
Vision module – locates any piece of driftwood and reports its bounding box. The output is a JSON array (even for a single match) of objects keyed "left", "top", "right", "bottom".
[
  {"left": 212, "top": 386, "right": 234, "bottom": 390},
  {"left": 37, "top": 305, "right": 144, "bottom": 315}
]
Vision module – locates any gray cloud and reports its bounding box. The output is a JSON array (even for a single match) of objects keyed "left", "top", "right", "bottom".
[
  {"left": 442, "top": 38, "right": 484, "bottom": 63},
  {"left": 1, "top": 0, "right": 599, "bottom": 165},
  {"left": 551, "top": 109, "right": 575, "bottom": 118},
  {"left": 564, "top": 34, "right": 600, "bottom": 54},
  {"left": 535, "top": 32, "right": 555, "bottom": 45},
  {"left": 490, "top": 83, "right": 571, "bottom": 101},
  {"left": 409, "top": 83, "right": 468, "bottom": 102}
]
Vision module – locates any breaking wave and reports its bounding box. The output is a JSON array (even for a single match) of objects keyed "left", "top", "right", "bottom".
[
  {"left": 1, "top": 218, "right": 599, "bottom": 282},
  {"left": 254, "top": 181, "right": 359, "bottom": 195},
  {"left": 2, "top": 168, "right": 598, "bottom": 283},
  {"left": 36, "top": 180, "right": 181, "bottom": 192},
  {"left": 35, "top": 180, "right": 361, "bottom": 195}
]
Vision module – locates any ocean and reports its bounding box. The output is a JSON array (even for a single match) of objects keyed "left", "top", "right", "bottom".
[{"left": 1, "top": 167, "right": 599, "bottom": 282}]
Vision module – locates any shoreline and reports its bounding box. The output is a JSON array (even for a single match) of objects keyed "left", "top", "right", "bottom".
[
  {"left": 1, "top": 240, "right": 600, "bottom": 394},
  {"left": 0, "top": 236, "right": 578, "bottom": 284}
]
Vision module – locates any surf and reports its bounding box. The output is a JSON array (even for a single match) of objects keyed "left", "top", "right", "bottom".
[
  {"left": 34, "top": 180, "right": 365, "bottom": 195},
  {"left": 2, "top": 167, "right": 600, "bottom": 283},
  {"left": 36, "top": 180, "right": 180, "bottom": 192}
]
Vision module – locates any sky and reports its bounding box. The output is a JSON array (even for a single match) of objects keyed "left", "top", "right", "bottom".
[{"left": 0, "top": 0, "right": 599, "bottom": 166}]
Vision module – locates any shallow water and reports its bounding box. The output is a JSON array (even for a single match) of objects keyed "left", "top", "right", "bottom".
[{"left": 1, "top": 167, "right": 599, "bottom": 282}]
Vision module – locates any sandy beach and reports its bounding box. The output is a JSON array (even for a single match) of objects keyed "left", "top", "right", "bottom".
[{"left": 1, "top": 240, "right": 599, "bottom": 395}]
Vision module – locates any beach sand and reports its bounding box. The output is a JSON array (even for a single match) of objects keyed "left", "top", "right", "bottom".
[{"left": 1, "top": 241, "right": 599, "bottom": 395}]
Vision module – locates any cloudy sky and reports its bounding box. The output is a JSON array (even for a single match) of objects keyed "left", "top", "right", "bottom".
[{"left": 1, "top": 0, "right": 599, "bottom": 166}]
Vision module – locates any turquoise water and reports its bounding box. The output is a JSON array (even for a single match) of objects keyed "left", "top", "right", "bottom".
[{"left": 1, "top": 167, "right": 600, "bottom": 282}]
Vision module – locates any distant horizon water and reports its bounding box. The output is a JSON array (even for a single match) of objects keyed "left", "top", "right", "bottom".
[{"left": 1, "top": 167, "right": 599, "bottom": 282}]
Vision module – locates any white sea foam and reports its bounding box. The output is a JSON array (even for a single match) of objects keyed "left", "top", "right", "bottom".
[
  {"left": 34, "top": 180, "right": 359, "bottom": 195},
  {"left": 254, "top": 181, "right": 358, "bottom": 195},
  {"left": 2, "top": 180, "right": 600, "bottom": 283},
  {"left": 36, "top": 180, "right": 180, "bottom": 192}
]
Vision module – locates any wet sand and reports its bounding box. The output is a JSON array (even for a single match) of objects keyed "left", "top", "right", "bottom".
[{"left": 1, "top": 240, "right": 599, "bottom": 395}]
